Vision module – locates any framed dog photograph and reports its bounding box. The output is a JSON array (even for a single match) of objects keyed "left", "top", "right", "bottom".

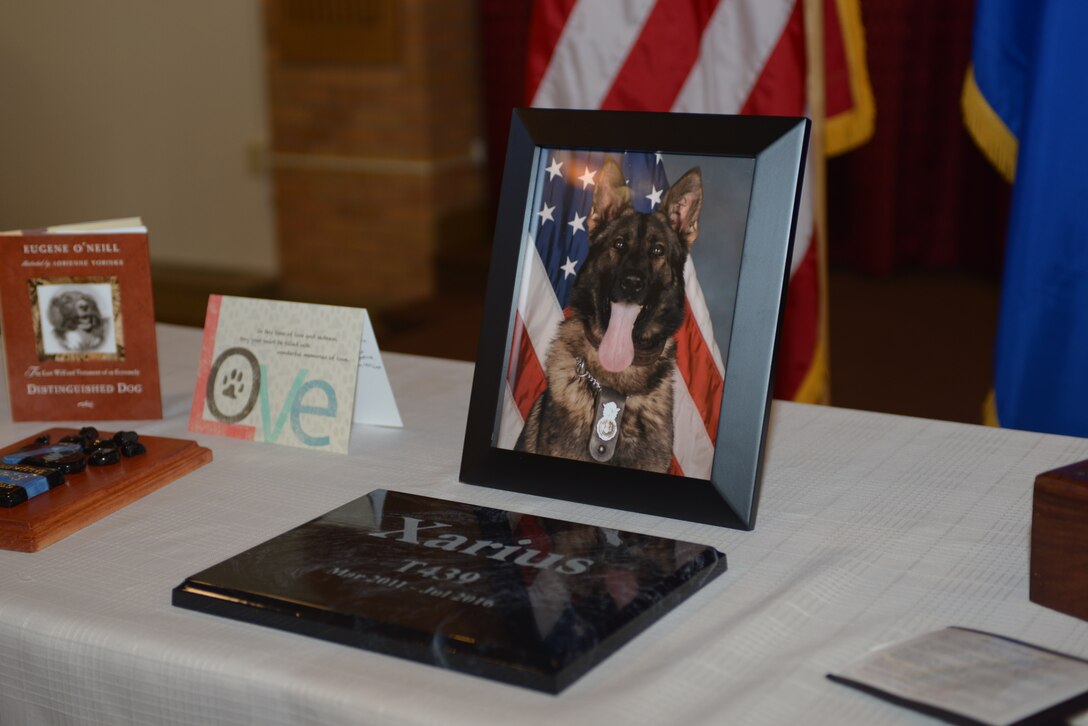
[{"left": 460, "top": 109, "right": 809, "bottom": 529}]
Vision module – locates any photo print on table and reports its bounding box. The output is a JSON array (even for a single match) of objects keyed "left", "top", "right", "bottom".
[{"left": 495, "top": 149, "right": 752, "bottom": 481}]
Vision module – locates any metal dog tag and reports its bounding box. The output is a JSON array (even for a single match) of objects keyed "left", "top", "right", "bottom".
[{"left": 588, "top": 387, "right": 626, "bottom": 463}]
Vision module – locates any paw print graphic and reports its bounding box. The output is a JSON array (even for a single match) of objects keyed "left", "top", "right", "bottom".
[
  {"left": 206, "top": 347, "right": 260, "bottom": 424},
  {"left": 221, "top": 368, "right": 245, "bottom": 400}
]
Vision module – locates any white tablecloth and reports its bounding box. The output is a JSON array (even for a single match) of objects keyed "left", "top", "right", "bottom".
[{"left": 1, "top": 323, "right": 1087, "bottom": 725}]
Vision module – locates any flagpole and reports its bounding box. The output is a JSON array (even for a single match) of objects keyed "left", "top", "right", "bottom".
[{"left": 802, "top": 0, "right": 831, "bottom": 405}]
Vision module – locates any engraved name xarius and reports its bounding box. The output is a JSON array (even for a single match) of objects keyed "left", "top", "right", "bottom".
[{"left": 369, "top": 516, "right": 594, "bottom": 575}]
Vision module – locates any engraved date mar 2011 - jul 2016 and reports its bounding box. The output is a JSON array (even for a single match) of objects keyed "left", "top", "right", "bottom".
[{"left": 325, "top": 561, "right": 496, "bottom": 608}]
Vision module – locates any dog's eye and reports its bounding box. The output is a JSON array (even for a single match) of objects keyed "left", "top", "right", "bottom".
[
  {"left": 650, "top": 244, "right": 666, "bottom": 257},
  {"left": 612, "top": 238, "right": 626, "bottom": 252}
]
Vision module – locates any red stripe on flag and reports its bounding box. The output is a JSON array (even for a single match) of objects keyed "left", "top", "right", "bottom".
[
  {"left": 510, "top": 313, "right": 548, "bottom": 419},
  {"left": 739, "top": 1, "right": 806, "bottom": 116},
  {"left": 738, "top": 0, "right": 818, "bottom": 402},
  {"left": 601, "top": 0, "right": 721, "bottom": 111},
  {"left": 773, "top": 237, "right": 819, "bottom": 399},
  {"left": 669, "top": 455, "right": 684, "bottom": 477},
  {"left": 674, "top": 300, "right": 724, "bottom": 443},
  {"left": 524, "top": 0, "right": 579, "bottom": 103}
]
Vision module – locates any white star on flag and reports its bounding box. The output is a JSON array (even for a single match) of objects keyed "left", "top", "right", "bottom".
[
  {"left": 538, "top": 202, "right": 555, "bottom": 223},
  {"left": 545, "top": 157, "right": 563, "bottom": 181},
  {"left": 560, "top": 256, "right": 578, "bottom": 278},
  {"left": 655, "top": 152, "right": 664, "bottom": 165},
  {"left": 568, "top": 211, "right": 587, "bottom": 233},
  {"left": 646, "top": 185, "right": 663, "bottom": 208},
  {"left": 578, "top": 166, "right": 596, "bottom": 189}
]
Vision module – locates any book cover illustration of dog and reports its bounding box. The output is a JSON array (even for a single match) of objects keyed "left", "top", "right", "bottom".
[
  {"left": 515, "top": 157, "right": 708, "bottom": 473},
  {"left": 46, "top": 289, "right": 112, "bottom": 353}
]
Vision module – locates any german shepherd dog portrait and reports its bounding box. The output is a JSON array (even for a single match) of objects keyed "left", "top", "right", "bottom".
[{"left": 516, "top": 158, "right": 703, "bottom": 472}]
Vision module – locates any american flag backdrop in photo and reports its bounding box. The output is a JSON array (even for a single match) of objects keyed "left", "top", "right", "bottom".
[
  {"left": 522, "top": 0, "right": 876, "bottom": 405},
  {"left": 496, "top": 149, "right": 724, "bottom": 480}
]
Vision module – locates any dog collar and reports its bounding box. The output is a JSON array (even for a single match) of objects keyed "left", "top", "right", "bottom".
[{"left": 575, "top": 358, "right": 627, "bottom": 463}]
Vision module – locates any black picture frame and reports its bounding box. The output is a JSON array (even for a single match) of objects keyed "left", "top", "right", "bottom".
[{"left": 460, "top": 108, "right": 809, "bottom": 530}]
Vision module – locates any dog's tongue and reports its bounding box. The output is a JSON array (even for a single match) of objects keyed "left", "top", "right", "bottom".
[{"left": 599, "top": 302, "right": 640, "bottom": 372}]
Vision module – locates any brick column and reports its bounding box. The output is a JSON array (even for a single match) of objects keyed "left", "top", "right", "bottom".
[{"left": 263, "top": 0, "right": 485, "bottom": 307}]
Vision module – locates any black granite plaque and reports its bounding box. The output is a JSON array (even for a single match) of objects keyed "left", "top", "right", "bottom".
[{"left": 172, "top": 490, "right": 727, "bottom": 693}]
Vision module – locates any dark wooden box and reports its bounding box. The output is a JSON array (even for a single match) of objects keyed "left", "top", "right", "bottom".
[{"left": 1031, "top": 459, "right": 1088, "bottom": 621}]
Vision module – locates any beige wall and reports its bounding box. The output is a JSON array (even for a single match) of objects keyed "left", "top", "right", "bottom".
[{"left": 0, "top": 1, "right": 276, "bottom": 275}]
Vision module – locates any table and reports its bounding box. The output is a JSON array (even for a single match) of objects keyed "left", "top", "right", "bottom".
[{"left": 1, "top": 324, "right": 1087, "bottom": 725}]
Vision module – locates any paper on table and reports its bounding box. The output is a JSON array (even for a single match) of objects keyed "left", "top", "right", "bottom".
[
  {"left": 352, "top": 310, "right": 402, "bottom": 428},
  {"left": 190, "top": 295, "right": 365, "bottom": 454},
  {"left": 829, "top": 627, "right": 1088, "bottom": 726}
]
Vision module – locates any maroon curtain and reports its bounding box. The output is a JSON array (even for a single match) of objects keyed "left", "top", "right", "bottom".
[
  {"left": 479, "top": 0, "right": 533, "bottom": 226},
  {"left": 827, "top": 0, "right": 1010, "bottom": 276}
]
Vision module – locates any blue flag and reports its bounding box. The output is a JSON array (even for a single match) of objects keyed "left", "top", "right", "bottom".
[{"left": 965, "top": 1, "right": 1088, "bottom": 437}]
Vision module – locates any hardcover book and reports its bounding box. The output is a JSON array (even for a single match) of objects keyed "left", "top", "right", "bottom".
[
  {"left": 0, "top": 219, "right": 162, "bottom": 421},
  {"left": 173, "top": 489, "right": 727, "bottom": 693}
]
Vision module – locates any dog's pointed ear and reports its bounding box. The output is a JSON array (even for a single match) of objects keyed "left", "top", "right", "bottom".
[
  {"left": 660, "top": 167, "right": 702, "bottom": 248},
  {"left": 588, "top": 158, "right": 632, "bottom": 235}
]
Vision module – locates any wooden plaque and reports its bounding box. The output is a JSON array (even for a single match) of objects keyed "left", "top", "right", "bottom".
[{"left": 0, "top": 428, "right": 212, "bottom": 552}]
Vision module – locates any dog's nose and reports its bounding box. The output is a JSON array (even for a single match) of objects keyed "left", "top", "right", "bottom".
[{"left": 620, "top": 274, "right": 644, "bottom": 295}]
